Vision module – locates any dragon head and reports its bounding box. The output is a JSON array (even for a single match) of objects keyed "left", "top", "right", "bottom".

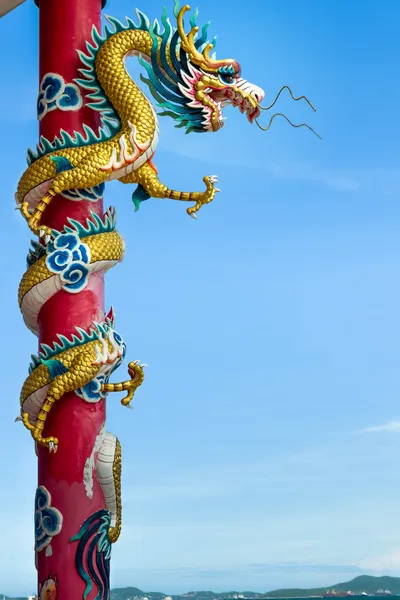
[
  {"left": 140, "top": 2, "right": 265, "bottom": 133},
  {"left": 173, "top": 4, "right": 264, "bottom": 131}
]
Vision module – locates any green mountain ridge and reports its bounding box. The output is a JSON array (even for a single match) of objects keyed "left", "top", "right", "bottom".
[
  {"left": 4, "top": 575, "right": 400, "bottom": 600},
  {"left": 264, "top": 576, "right": 400, "bottom": 597},
  {"left": 107, "top": 577, "right": 400, "bottom": 599},
  {"left": 109, "top": 590, "right": 263, "bottom": 600}
]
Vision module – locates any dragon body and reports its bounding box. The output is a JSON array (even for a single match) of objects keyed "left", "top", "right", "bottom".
[
  {"left": 16, "top": 0, "right": 315, "bottom": 572},
  {"left": 19, "top": 309, "right": 144, "bottom": 453},
  {"left": 18, "top": 207, "right": 124, "bottom": 333},
  {"left": 19, "top": 309, "right": 136, "bottom": 545}
]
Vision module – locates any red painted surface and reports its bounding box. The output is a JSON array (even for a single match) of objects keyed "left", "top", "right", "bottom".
[{"left": 35, "top": 0, "right": 106, "bottom": 597}]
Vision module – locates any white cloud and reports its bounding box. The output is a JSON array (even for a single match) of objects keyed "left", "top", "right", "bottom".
[
  {"left": 361, "top": 420, "right": 400, "bottom": 433},
  {"left": 359, "top": 548, "right": 400, "bottom": 572}
]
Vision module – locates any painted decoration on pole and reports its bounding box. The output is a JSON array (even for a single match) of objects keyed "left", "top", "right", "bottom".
[
  {"left": 38, "top": 574, "right": 59, "bottom": 600},
  {"left": 70, "top": 509, "right": 112, "bottom": 600},
  {"left": 38, "top": 73, "right": 83, "bottom": 121},
  {"left": 15, "top": 0, "right": 317, "bottom": 596},
  {"left": 34, "top": 487, "right": 63, "bottom": 556}
]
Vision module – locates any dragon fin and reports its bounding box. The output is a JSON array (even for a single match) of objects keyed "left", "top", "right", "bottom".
[
  {"left": 41, "top": 358, "right": 69, "bottom": 379},
  {"left": 132, "top": 185, "right": 151, "bottom": 212},
  {"left": 50, "top": 155, "right": 75, "bottom": 174}
]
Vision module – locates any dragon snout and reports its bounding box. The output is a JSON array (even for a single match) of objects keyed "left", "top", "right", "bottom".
[
  {"left": 249, "top": 84, "right": 265, "bottom": 105},
  {"left": 235, "top": 79, "right": 265, "bottom": 103},
  {"left": 233, "top": 79, "right": 265, "bottom": 123}
]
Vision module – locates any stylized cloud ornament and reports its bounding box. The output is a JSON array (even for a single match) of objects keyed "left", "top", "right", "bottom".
[
  {"left": 34, "top": 486, "right": 63, "bottom": 556},
  {"left": 37, "top": 73, "right": 83, "bottom": 121},
  {"left": 45, "top": 232, "right": 91, "bottom": 293}
]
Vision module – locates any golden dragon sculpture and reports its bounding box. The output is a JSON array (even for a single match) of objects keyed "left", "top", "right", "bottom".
[
  {"left": 15, "top": 2, "right": 269, "bottom": 237},
  {"left": 16, "top": 1, "right": 317, "bottom": 558}
]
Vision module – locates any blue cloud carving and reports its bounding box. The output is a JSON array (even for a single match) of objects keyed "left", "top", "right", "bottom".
[
  {"left": 61, "top": 262, "right": 90, "bottom": 292},
  {"left": 41, "top": 73, "right": 64, "bottom": 102},
  {"left": 56, "top": 83, "right": 83, "bottom": 111},
  {"left": 47, "top": 232, "right": 83, "bottom": 255},
  {"left": 46, "top": 232, "right": 91, "bottom": 293},
  {"left": 35, "top": 486, "right": 63, "bottom": 553},
  {"left": 37, "top": 92, "right": 47, "bottom": 120},
  {"left": 37, "top": 73, "right": 83, "bottom": 121},
  {"left": 77, "top": 372, "right": 107, "bottom": 402}
]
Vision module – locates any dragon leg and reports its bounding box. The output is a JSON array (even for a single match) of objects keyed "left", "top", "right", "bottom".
[
  {"left": 26, "top": 154, "right": 112, "bottom": 236},
  {"left": 25, "top": 190, "right": 58, "bottom": 237},
  {"left": 22, "top": 351, "right": 99, "bottom": 452},
  {"left": 126, "top": 162, "right": 221, "bottom": 218},
  {"left": 101, "top": 361, "right": 145, "bottom": 408},
  {"left": 22, "top": 395, "right": 58, "bottom": 451}
]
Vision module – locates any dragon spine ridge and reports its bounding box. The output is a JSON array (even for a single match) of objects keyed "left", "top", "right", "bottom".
[{"left": 29, "top": 313, "right": 115, "bottom": 373}]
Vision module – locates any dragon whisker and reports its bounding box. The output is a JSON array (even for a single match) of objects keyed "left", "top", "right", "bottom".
[
  {"left": 256, "top": 113, "right": 321, "bottom": 139},
  {"left": 258, "top": 85, "right": 317, "bottom": 112}
]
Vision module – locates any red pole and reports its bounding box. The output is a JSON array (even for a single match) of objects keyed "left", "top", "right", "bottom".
[{"left": 33, "top": 0, "right": 111, "bottom": 597}]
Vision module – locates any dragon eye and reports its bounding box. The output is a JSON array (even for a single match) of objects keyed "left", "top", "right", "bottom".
[
  {"left": 218, "top": 66, "right": 236, "bottom": 85},
  {"left": 219, "top": 73, "right": 235, "bottom": 85}
]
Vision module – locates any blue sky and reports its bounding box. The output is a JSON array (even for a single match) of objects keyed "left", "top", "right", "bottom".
[{"left": 1, "top": 0, "right": 400, "bottom": 596}]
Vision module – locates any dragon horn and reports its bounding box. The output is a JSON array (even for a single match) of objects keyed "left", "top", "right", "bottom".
[
  {"left": 176, "top": 5, "right": 240, "bottom": 74},
  {"left": 177, "top": 5, "right": 206, "bottom": 66}
]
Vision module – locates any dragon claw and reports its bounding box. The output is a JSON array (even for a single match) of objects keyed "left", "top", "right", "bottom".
[
  {"left": 186, "top": 174, "right": 220, "bottom": 219},
  {"left": 18, "top": 201, "right": 31, "bottom": 220},
  {"left": 20, "top": 412, "right": 59, "bottom": 451},
  {"left": 27, "top": 218, "right": 52, "bottom": 239},
  {"left": 119, "top": 360, "right": 146, "bottom": 408},
  {"left": 48, "top": 441, "right": 58, "bottom": 453},
  {"left": 132, "top": 360, "right": 147, "bottom": 368}
]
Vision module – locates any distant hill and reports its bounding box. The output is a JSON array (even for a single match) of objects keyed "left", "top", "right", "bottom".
[
  {"left": 109, "top": 578, "right": 400, "bottom": 600},
  {"left": 5, "top": 574, "right": 400, "bottom": 600},
  {"left": 263, "top": 576, "right": 400, "bottom": 597},
  {"left": 110, "top": 590, "right": 262, "bottom": 600},
  {"left": 108, "top": 578, "right": 400, "bottom": 600}
]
